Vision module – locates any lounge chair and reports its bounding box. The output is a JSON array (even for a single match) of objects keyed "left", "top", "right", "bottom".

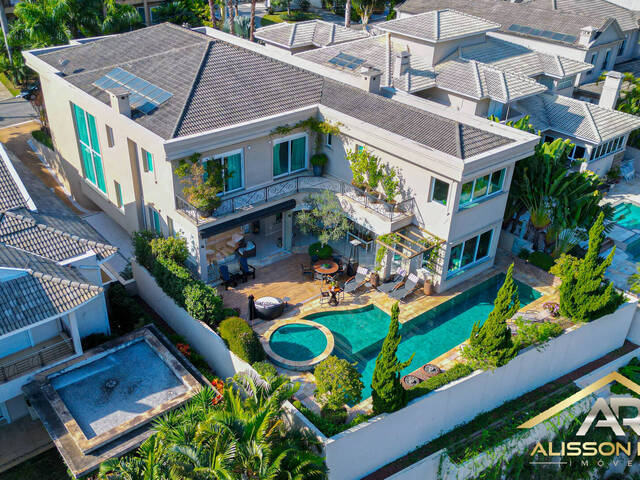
[
  {"left": 239, "top": 256, "right": 256, "bottom": 281},
  {"left": 344, "top": 266, "right": 368, "bottom": 294},
  {"left": 389, "top": 273, "right": 420, "bottom": 302},
  {"left": 378, "top": 269, "right": 406, "bottom": 294},
  {"left": 218, "top": 265, "right": 237, "bottom": 290}
]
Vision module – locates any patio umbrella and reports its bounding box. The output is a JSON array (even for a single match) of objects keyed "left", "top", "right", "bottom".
[{"left": 248, "top": 294, "right": 256, "bottom": 321}]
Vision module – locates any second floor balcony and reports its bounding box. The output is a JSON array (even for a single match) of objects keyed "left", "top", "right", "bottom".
[
  {"left": 175, "top": 175, "right": 416, "bottom": 233},
  {"left": 0, "top": 334, "right": 75, "bottom": 384}
]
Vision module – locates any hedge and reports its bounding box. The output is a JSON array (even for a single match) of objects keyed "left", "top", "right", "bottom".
[
  {"left": 218, "top": 316, "right": 265, "bottom": 364},
  {"left": 107, "top": 282, "right": 151, "bottom": 334},
  {"left": 133, "top": 231, "right": 223, "bottom": 327},
  {"left": 406, "top": 363, "right": 474, "bottom": 402},
  {"left": 292, "top": 400, "right": 371, "bottom": 437}
]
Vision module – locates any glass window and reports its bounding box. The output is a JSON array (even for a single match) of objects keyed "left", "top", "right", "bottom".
[
  {"left": 572, "top": 145, "right": 586, "bottom": 160},
  {"left": 114, "top": 181, "right": 123, "bottom": 208},
  {"left": 488, "top": 169, "right": 505, "bottom": 194},
  {"left": 273, "top": 135, "right": 307, "bottom": 177},
  {"left": 460, "top": 181, "right": 473, "bottom": 205},
  {"left": 543, "top": 135, "right": 556, "bottom": 144},
  {"left": 602, "top": 49, "right": 611, "bottom": 70},
  {"left": 326, "top": 133, "right": 332, "bottom": 147},
  {"left": 149, "top": 207, "right": 160, "bottom": 233},
  {"left": 476, "top": 230, "right": 492, "bottom": 260},
  {"left": 143, "top": 150, "right": 154, "bottom": 172},
  {"left": 431, "top": 178, "right": 449, "bottom": 205},
  {"left": 619, "top": 36, "right": 627, "bottom": 56},
  {"left": 448, "top": 229, "right": 493, "bottom": 273},
  {"left": 72, "top": 103, "right": 106, "bottom": 193},
  {"left": 213, "top": 150, "right": 244, "bottom": 193},
  {"left": 106, "top": 125, "right": 114, "bottom": 148},
  {"left": 448, "top": 243, "right": 463, "bottom": 272},
  {"left": 473, "top": 174, "right": 490, "bottom": 199}
]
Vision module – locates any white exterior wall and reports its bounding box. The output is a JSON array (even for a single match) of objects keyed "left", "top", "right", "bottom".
[{"left": 322, "top": 302, "right": 636, "bottom": 480}]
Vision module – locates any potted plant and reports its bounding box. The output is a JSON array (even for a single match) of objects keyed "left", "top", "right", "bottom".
[
  {"left": 346, "top": 147, "right": 367, "bottom": 194},
  {"left": 366, "top": 152, "right": 384, "bottom": 201},
  {"left": 175, "top": 153, "right": 223, "bottom": 217},
  {"left": 381, "top": 165, "right": 399, "bottom": 211},
  {"left": 311, "top": 153, "right": 328, "bottom": 176},
  {"left": 309, "top": 241, "right": 333, "bottom": 260}
]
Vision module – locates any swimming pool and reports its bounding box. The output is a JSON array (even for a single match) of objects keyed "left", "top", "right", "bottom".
[
  {"left": 614, "top": 203, "right": 640, "bottom": 231},
  {"left": 304, "top": 274, "right": 541, "bottom": 401},
  {"left": 269, "top": 323, "right": 328, "bottom": 362}
]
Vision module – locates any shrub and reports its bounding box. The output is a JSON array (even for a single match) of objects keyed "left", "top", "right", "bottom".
[
  {"left": 150, "top": 236, "right": 189, "bottom": 264},
  {"left": 32, "top": 128, "right": 53, "bottom": 149},
  {"left": 314, "top": 356, "right": 364, "bottom": 412},
  {"left": 320, "top": 404, "right": 347, "bottom": 424},
  {"left": 107, "top": 283, "right": 150, "bottom": 334},
  {"left": 218, "top": 317, "right": 265, "bottom": 364},
  {"left": 513, "top": 320, "right": 563, "bottom": 350},
  {"left": 310, "top": 153, "right": 328, "bottom": 167},
  {"left": 152, "top": 254, "right": 192, "bottom": 306},
  {"left": 308, "top": 242, "right": 333, "bottom": 259},
  {"left": 184, "top": 283, "right": 223, "bottom": 327},
  {"left": 611, "top": 357, "right": 640, "bottom": 398},
  {"left": 253, "top": 361, "right": 278, "bottom": 379},
  {"left": 81, "top": 333, "right": 115, "bottom": 351},
  {"left": 133, "top": 230, "right": 157, "bottom": 269},
  {"left": 527, "top": 251, "right": 554, "bottom": 272},
  {"left": 298, "top": 0, "right": 310, "bottom": 11},
  {"left": 406, "top": 363, "right": 473, "bottom": 401},
  {"left": 222, "top": 307, "right": 241, "bottom": 319},
  {"left": 292, "top": 400, "right": 373, "bottom": 437}
]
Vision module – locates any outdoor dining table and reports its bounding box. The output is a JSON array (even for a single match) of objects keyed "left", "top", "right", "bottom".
[{"left": 313, "top": 260, "right": 339, "bottom": 277}]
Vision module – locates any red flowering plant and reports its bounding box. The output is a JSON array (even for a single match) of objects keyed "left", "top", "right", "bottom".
[
  {"left": 176, "top": 343, "right": 191, "bottom": 357},
  {"left": 211, "top": 378, "right": 224, "bottom": 406}
]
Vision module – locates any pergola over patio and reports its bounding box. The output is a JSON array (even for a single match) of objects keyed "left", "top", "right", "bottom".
[{"left": 375, "top": 226, "right": 444, "bottom": 278}]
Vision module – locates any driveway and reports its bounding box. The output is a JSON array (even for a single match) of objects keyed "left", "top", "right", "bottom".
[{"left": 0, "top": 97, "right": 37, "bottom": 128}]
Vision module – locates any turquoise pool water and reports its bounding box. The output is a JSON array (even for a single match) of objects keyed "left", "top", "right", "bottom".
[
  {"left": 614, "top": 203, "right": 640, "bottom": 230},
  {"left": 625, "top": 236, "right": 640, "bottom": 262},
  {"left": 305, "top": 274, "right": 541, "bottom": 401},
  {"left": 270, "top": 324, "right": 328, "bottom": 361}
]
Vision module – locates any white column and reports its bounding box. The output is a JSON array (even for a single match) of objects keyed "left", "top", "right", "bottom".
[
  {"left": 68, "top": 311, "right": 83, "bottom": 355},
  {"left": 282, "top": 211, "right": 293, "bottom": 251}
]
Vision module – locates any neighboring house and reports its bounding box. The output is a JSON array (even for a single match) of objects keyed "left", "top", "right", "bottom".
[
  {"left": 255, "top": 20, "right": 369, "bottom": 54},
  {"left": 23, "top": 23, "right": 541, "bottom": 295},
  {"left": 395, "top": 0, "right": 632, "bottom": 85},
  {"left": 296, "top": 11, "right": 640, "bottom": 176},
  {"left": 0, "top": 143, "right": 116, "bottom": 425}
]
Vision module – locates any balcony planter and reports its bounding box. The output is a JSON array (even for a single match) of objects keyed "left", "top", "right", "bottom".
[{"left": 311, "top": 153, "right": 328, "bottom": 177}]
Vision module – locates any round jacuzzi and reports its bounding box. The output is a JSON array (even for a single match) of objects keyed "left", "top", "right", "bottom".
[{"left": 262, "top": 320, "right": 334, "bottom": 371}]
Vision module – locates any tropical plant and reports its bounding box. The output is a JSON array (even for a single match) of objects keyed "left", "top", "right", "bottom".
[
  {"left": 310, "top": 153, "right": 328, "bottom": 167},
  {"left": 9, "top": 0, "right": 72, "bottom": 47},
  {"left": 371, "top": 302, "right": 414, "bottom": 414},
  {"left": 551, "top": 212, "right": 624, "bottom": 322},
  {"left": 249, "top": 0, "right": 257, "bottom": 40},
  {"left": 381, "top": 165, "right": 399, "bottom": 204},
  {"left": 365, "top": 150, "right": 384, "bottom": 193},
  {"left": 295, "top": 190, "right": 350, "bottom": 247},
  {"left": 344, "top": 0, "right": 351, "bottom": 27},
  {"left": 345, "top": 146, "right": 368, "bottom": 189},
  {"left": 462, "top": 263, "right": 519, "bottom": 370},
  {"left": 175, "top": 152, "right": 224, "bottom": 216},
  {"left": 314, "top": 355, "right": 364, "bottom": 415},
  {"left": 609, "top": 72, "right": 640, "bottom": 147},
  {"left": 99, "top": 435, "right": 169, "bottom": 479},
  {"left": 101, "top": 0, "right": 145, "bottom": 34},
  {"left": 153, "top": 0, "right": 200, "bottom": 25}
]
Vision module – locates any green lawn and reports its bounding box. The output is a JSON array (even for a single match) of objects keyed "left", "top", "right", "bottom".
[
  {"left": 260, "top": 11, "right": 321, "bottom": 26},
  {"left": 0, "top": 72, "right": 20, "bottom": 96},
  {"left": 2, "top": 449, "right": 69, "bottom": 480}
]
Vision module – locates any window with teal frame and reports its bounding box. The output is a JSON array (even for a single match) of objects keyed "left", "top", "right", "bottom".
[
  {"left": 72, "top": 103, "right": 106, "bottom": 193},
  {"left": 149, "top": 207, "right": 161, "bottom": 233},
  {"left": 272, "top": 135, "right": 307, "bottom": 177},
  {"left": 448, "top": 230, "right": 493, "bottom": 274},
  {"left": 459, "top": 168, "right": 506, "bottom": 208}
]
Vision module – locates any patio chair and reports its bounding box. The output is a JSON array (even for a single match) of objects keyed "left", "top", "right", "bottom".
[
  {"left": 389, "top": 273, "right": 420, "bottom": 302},
  {"left": 377, "top": 269, "right": 406, "bottom": 294},
  {"left": 239, "top": 256, "right": 256, "bottom": 282},
  {"left": 218, "top": 265, "right": 237, "bottom": 290},
  {"left": 344, "top": 266, "right": 368, "bottom": 294},
  {"left": 621, "top": 159, "right": 636, "bottom": 182},
  {"left": 301, "top": 263, "right": 314, "bottom": 279},
  {"left": 319, "top": 289, "right": 331, "bottom": 306}
]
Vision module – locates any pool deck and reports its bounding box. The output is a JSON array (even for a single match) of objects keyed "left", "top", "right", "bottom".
[{"left": 250, "top": 251, "right": 563, "bottom": 417}]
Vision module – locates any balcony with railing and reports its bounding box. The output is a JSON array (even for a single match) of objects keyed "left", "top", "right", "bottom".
[
  {"left": 0, "top": 334, "right": 75, "bottom": 384},
  {"left": 175, "top": 175, "right": 416, "bottom": 230}
]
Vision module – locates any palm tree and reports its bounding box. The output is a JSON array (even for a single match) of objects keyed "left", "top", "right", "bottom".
[
  {"left": 208, "top": 0, "right": 218, "bottom": 27},
  {"left": 59, "top": 0, "right": 101, "bottom": 38},
  {"left": 249, "top": 0, "right": 256, "bottom": 41},
  {"left": 344, "top": 0, "right": 351, "bottom": 27},
  {"left": 226, "top": 0, "right": 235, "bottom": 34},
  {"left": 153, "top": 1, "right": 198, "bottom": 25},
  {"left": 10, "top": 0, "right": 72, "bottom": 48},
  {"left": 99, "top": 436, "right": 169, "bottom": 479},
  {"left": 102, "top": 0, "right": 144, "bottom": 34}
]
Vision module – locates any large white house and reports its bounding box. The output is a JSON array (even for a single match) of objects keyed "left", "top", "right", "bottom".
[{"left": 0, "top": 143, "right": 115, "bottom": 425}]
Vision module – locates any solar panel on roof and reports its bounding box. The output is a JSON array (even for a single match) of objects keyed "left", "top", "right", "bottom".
[
  {"left": 328, "top": 52, "right": 365, "bottom": 70},
  {"left": 92, "top": 67, "right": 173, "bottom": 115}
]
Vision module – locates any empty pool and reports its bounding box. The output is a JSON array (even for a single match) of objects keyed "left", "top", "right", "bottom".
[{"left": 51, "top": 339, "right": 187, "bottom": 439}]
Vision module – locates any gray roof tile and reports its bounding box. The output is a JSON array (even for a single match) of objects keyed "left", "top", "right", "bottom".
[
  {"left": 0, "top": 245, "right": 102, "bottom": 335},
  {"left": 255, "top": 20, "right": 368, "bottom": 48},
  {"left": 528, "top": 0, "right": 639, "bottom": 32}
]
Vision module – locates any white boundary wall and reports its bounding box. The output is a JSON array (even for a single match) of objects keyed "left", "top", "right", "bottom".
[
  {"left": 323, "top": 302, "right": 637, "bottom": 480},
  {"left": 132, "top": 260, "right": 254, "bottom": 379}
]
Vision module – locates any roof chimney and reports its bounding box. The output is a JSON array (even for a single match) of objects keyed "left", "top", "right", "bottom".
[
  {"left": 579, "top": 26, "right": 596, "bottom": 47},
  {"left": 107, "top": 87, "right": 131, "bottom": 118},
  {"left": 359, "top": 65, "right": 382, "bottom": 94},
  {"left": 599, "top": 70, "right": 623, "bottom": 109},
  {"left": 393, "top": 51, "right": 410, "bottom": 80}
]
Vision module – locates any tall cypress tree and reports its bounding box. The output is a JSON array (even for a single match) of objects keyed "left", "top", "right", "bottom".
[
  {"left": 558, "top": 212, "right": 621, "bottom": 322},
  {"left": 371, "top": 302, "right": 414, "bottom": 415},
  {"left": 465, "top": 263, "right": 520, "bottom": 369}
]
